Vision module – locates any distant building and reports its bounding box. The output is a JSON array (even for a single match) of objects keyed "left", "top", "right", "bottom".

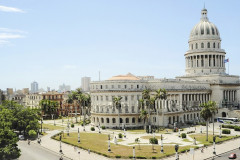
[
  {"left": 58, "top": 83, "right": 71, "bottom": 92},
  {"left": 6, "top": 88, "right": 13, "bottom": 95},
  {"left": 22, "top": 88, "right": 29, "bottom": 94},
  {"left": 25, "top": 93, "right": 43, "bottom": 109},
  {"left": 81, "top": 77, "right": 91, "bottom": 92},
  {"left": 0, "top": 89, "right": 4, "bottom": 104},
  {"left": 31, "top": 81, "right": 39, "bottom": 93},
  {"left": 47, "top": 87, "right": 50, "bottom": 92}
]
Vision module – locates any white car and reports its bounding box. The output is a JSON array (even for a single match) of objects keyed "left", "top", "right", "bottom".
[{"left": 19, "top": 135, "right": 24, "bottom": 140}]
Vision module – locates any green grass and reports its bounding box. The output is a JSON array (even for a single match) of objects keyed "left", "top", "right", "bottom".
[
  {"left": 189, "top": 134, "right": 239, "bottom": 146},
  {"left": 53, "top": 132, "right": 194, "bottom": 159},
  {"left": 141, "top": 136, "right": 162, "bottom": 140},
  {"left": 182, "top": 139, "right": 192, "bottom": 143},
  {"left": 42, "top": 123, "right": 64, "bottom": 131}
]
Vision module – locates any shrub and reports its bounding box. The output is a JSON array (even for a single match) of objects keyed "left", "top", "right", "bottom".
[
  {"left": 136, "top": 156, "right": 147, "bottom": 159},
  {"left": 198, "top": 122, "right": 206, "bottom": 126},
  {"left": 71, "top": 124, "right": 74, "bottom": 128},
  {"left": 181, "top": 133, "right": 187, "bottom": 138},
  {"left": 149, "top": 137, "right": 158, "bottom": 144},
  {"left": 91, "top": 127, "right": 95, "bottom": 131},
  {"left": 118, "top": 133, "right": 123, "bottom": 138},
  {"left": 234, "top": 126, "right": 240, "bottom": 131},
  {"left": 222, "top": 125, "right": 234, "bottom": 129},
  {"left": 115, "top": 155, "right": 121, "bottom": 158},
  {"left": 152, "top": 156, "right": 157, "bottom": 159},
  {"left": 101, "top": 126, "right": 106, "bottom": 130},
  {"left": 28, "top": 130, "right": 37, "bottom": 138},
  {"left": 222, "top": 129, "right": 231, "bottom": 134},
  {"left": 187, "top": 131, "right": 195, "bottom": 134}
]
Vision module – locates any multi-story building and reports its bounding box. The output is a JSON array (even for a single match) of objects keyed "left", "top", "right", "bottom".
[
  {"left": 81, "top": 77, "right": 91, "bottom": 92},
  {"left": 6, "top": 88, "right": 13, "bottom": 95},
  {"left": 24, "top": 93, "right": 43, "bottom": 109},
  {"left": 31, "top": 81, "right": 39, "bottom": 93},
  {"left": 90, "top": 8, "right": 240, "bottom": 129},
  {"left": 22, "top": 88, "right": 29, "bottom": 94},
  {"left": 58, "top": 83, "right": 71, "bottom": 93}
]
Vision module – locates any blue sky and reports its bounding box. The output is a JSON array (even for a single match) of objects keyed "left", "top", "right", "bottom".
[{"left": 1, "top": 0, "right": 240, "bottom": 90}]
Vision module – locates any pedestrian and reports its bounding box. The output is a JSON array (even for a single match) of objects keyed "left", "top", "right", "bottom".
[
  {"left": 201, "top": 148, "right": 204, "bottom": 153},
  {"left": 88, "top": 149, "right": 90, "bottom": 154}
]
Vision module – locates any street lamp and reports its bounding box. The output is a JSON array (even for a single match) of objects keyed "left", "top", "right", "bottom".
[
  {"left": 161, "top": 134, "right": 164, "bottom": 153},
  {"left": 219, "top": 125, "right": 222, "bottom": 138},
  {"left": 175, "top": 144, "right": 179, "bottom": 160},
  {"left": 67, "top": 122, "right": 70, "bottom": 136},
  {"left": 213, "top": 136, "right": 216, "bottom": 155},
  {"left": 133, "top": 146, "right": 136, "bottom": 160},
  {"left": 98, "top": 122, "right": 101, "bottom": 133},
  {"left": 40, "top": 118, "right": 43, "bottom": 134},
  {"left": 78, "top": 128, "right": 80, "bottom": 143},
  {"left": 59, "top": 134, "right": 63, "bottom": 153},
  {"left": 108, "top": 134, "right": 111, "bottom": 152}
]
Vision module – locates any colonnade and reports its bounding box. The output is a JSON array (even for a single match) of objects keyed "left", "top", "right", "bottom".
[
  {"left": 185, "top": 54, "right": 225, "bottom": 68},
  {"left": 182, "top": 93, "right": 210, "bottom": 102},
  {"left": 223, "top": 90, "right": 237, "bottom": 102}
]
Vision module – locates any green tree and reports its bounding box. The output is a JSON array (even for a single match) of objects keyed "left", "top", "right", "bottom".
[
  {"left": 0, "top": 128, "right": 21, "bottom": 160},
  {"left": 139, "top": 109, "right": 148, "bottom": 130},
  {"left": 142, "top": 89, "right": 151, "bottom": 127},
  {"left": 39, "top": 100, "right": 59, "bottom": 118},
  {"left": 200, "top": 101, "right": 218, "bottom": 141},
  {"left": 113, "top": 96, "right": 122, "bottom": 129}
]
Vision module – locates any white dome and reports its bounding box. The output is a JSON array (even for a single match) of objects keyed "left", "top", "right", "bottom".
[{"left": 189, "top": 8, "right": 220, "bottom": 41}]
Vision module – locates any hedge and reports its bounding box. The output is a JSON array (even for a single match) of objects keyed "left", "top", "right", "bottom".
[
  {"left": 91, "top": 127, "right": 95, "bottom": 131},
  {"left": 181, "top": 133, "right": 187, "bottom": 138},
  {"left": 149, "top": 137, "right": 158, "bottom": 144},
  {"left": 222, "top": 129, "right": 231, "bottom": 134}
]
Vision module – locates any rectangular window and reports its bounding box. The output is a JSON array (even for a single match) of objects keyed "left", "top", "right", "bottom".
[
  {"left": 124, "top": 85, "right": 127, "bottom": 89},
  {"left": 106, "top": 96, "right": 108, "bottom": 101},
  {"left": 106, "top": 85, "right": 108, "bottom": 89},
  {"left": 131, "top": 85, "right": 133, "bottom": 89},
  {"left": 125, "top": 96, "right": 128, "bottom": 101},
  {"left": 101, "top": 96, "right": 103, "bottom": 101},
  {"left": 112, "top": 85, "right": 114, "bottom": 89},
  {"left": 118, "top": 85, "right": 121, "bottom": 89},
  {"left": 137, "top": 85, "right": 139, "bottom": 89},
  {"left": 131, "top": 95, "right": 134, "bottom": 101}
]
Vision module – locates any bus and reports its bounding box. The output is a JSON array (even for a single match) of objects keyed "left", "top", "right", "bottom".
[{"left": 217, "top": 117, "right": 238, "bottom": 124}]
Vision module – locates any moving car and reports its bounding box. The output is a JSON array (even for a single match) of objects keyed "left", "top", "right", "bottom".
[{"left": 229, "top": 153, "right": 237, "bottom": 159}]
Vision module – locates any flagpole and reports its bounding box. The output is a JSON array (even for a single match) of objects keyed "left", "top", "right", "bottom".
[{"left": 228, "top": 58, "right": 229, "bottom": 75}]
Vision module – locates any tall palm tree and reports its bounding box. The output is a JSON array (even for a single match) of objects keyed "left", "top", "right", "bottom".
[
  {"left": 209, "top": 101, "right": 218, "bottom": 135},
  {"left": 200, "top": 101, "right": 217, "bottom": 141},
  {"left": 155, "top": 89, "right": 167, "bottom": 127},
  {"left": 142, "top": 89, "right": 151, "bottom": 127},
  {"left": 113, "top": 96, "right": 122, "bottom": 129},
  {"left": 139, "top": 109, "right": 148, "bottom": 130}
]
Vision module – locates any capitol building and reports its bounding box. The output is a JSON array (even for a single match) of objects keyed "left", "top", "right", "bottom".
[{"left": 90, "top": 8, "right": 240, "bottom": 129}]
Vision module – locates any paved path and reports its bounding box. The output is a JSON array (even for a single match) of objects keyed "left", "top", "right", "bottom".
[
  {"left": 165, "top": 137, "right": 240, "bottom": 160},
  {"left": 18, "top": 140, "right": 70, "bottom": 160},
  {"left": 36, "top": 130, "right": 110, "bottom": 160}
]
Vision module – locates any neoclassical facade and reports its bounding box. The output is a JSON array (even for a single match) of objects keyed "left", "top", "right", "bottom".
[{"left": 90, "top": 8, "right": 240, "bottom": 129}]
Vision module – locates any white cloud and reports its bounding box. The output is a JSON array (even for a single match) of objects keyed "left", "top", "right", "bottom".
[
  {"left": 0, "top": 5, "right": 24, "bottom": 13},
  {"left": 0, "top": 28, "right": 26, "bottom": 46}
]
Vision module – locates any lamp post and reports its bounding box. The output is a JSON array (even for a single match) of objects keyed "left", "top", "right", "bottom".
[
  {"left": 59, "top": 134, "right": 63, "bottom": 153},
  {"left": 78, "top": 128, "right": 80, "bottom": 143},
  {"left": 213, "top": 136, "right": 216, "bottom": 156},
  {"left": 219, "top": 125, "right": 222, "bottom": 138},
  {"left": 41, "top": 118, "right": 43, "bottom": 134},
  {"left": 67, "top": 122, "right": 70, "bottom": 136},
  {"left": 108, "top": 134, "right": 111, "bottom": 152},
  {"left": 62, "top": 117, "right": 64, "bottom": 126},
  {"left": 175, "top": 144, "right": 179, "bottom": 160},
  {"left": 98, "top": 122, "right": 101, "bottom": 133},
  {"left": 133, "top": 146, "right": 136, "bottom": 160},
  {"left": 161, "top": 134, "right": 164, "bottom": 153}
]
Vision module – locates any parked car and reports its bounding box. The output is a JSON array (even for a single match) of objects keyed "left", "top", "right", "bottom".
[
  {"left": 18, "top": 135, "right": 24, "bottom": 140},
  {"left": 229, "top": 153, "right": 237, "bottom": 159}
]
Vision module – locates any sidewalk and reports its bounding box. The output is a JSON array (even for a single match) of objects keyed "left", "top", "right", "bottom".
[
  {"left": 35, "top": 130, "right": 110, "bottom": 160},
  {"left": 165, "top": 137, "right": 240, "bottom": 160}
]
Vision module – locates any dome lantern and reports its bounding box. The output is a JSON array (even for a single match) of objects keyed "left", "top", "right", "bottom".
[{"left": 201, "top": 8, "right": 208, "bottom": 21}]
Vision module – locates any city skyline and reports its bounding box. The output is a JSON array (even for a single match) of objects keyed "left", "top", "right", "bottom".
[{"left": 1, "top": 0, "right": 240, "bottom": 90}]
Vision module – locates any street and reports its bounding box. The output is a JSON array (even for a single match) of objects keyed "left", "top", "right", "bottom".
[
  {"left": 212, "top": 148, "right": 240, "bottom": 160},
  {"left": 18, "top": 140, "right": 71, "bottom": 160}
]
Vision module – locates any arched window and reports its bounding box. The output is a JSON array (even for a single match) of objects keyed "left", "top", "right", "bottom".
[
  {"left": 112, "top": 118, "right": 116, "bottom": 123},
  {"left": 195, "top": 43, "right": 198, "bottom": 49},
  {"left": 93, "top": 117, "right": 95, "bottom": 122},
  {"left": 201, "top": 43, "right": 204, "bottom": 48},
  {"left": 191, "top": 44, "right": 193, "bottom": 50},
  {"left": 132, "top": 118, "right": 135, "bottom": 123},
  {"left": 120, "top": 118, "right": 123, "bottom": 123},
  {"left": 101, "top": 118, "right": 104, "bottom": 123},
  {"left": 97, "top": 117, "right": 99, "bottom": 123},
  {"left": 218, "top": 43, "right": 220, "bottom": 48},
  {"left": 207, "top": 42, "right": 210, "bottom": 48},
  {"left": 107, "top": 118, "right": 109, "bottom": 123},
  {"left": 126, "top": 118, "right": 129, "bottom": 123},
  {"left": 213, "top": 42, "right": 215, "bottom": 48}
]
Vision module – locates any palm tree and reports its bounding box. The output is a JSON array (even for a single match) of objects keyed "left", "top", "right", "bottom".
[
  {"left": 209, "top": 101, "right": 218, "bottom": 135},
  {"left": 142, "top": 89, "right": 151, "bottom": 128},
  {"left": 139, "top": 109, "right": 148, "bottom": 130},
  {"left": 113, "top": 96, "right": 122, "bottom": 129},
  {"left": 155, "top": 89, "right": 167, "bottom": 128},
  {"left": 200, "top": 101, "right": 217, "bottom": 141}
]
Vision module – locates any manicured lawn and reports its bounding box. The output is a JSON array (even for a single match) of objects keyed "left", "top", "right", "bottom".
[
  {"left": 42, "top": 123, "right": 64, "bottom": 131},
  {"left": 53, "top": 132, "right": 194, "bottom": 159},
  {"left": 189, "top": 134, "right": 239, "bottom": 145},
  {"left": 141, "top": 136, "right": 162, "bottom": 140}
]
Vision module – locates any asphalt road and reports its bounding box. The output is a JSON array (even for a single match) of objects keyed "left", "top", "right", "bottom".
[
  {"left": 18, "top": 140, "right": 71, "bottom": 160},
  {"left": 211, "top": 148, "right": 240, "bottom": 160}
]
